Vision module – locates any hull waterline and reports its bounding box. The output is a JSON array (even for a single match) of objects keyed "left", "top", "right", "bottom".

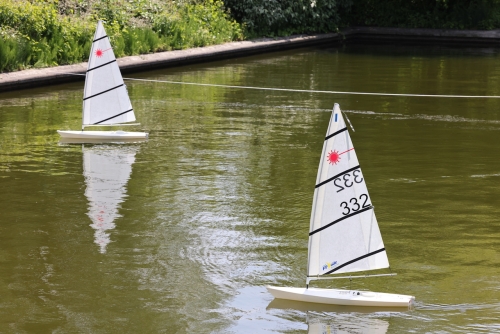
[
  {"left": 57, "top": 130, "right": 148, "bottom": 140},
  {"left": 266, "top": 286, "right": 415, "bottom": 307}
]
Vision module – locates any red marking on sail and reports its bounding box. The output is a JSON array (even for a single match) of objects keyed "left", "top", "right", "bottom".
[
  {"left": 95, "top": 48, "right": 111, "bottom": 58},
  {"left": 339, "top": 148, "right": 354, "bottom": 155},
  {"left": 328, "top": 150, "right": 340, "bottom": 164},
  {"left": 327, "top": 148, "right": 354, "bottom": 164}
]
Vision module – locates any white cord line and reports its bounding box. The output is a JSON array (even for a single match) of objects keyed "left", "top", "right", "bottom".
[{"left": 66, "top": 72, "right": 500, "bottom": 98}]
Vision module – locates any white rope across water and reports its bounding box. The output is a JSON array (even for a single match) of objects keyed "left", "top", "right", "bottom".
[{"left": 67, "top": 72, "right": 500, "bottom": 98}]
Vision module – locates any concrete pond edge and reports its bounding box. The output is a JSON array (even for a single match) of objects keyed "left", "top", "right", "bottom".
[{"left": 2, "top": 26, "right": 500, "bottom": 92}]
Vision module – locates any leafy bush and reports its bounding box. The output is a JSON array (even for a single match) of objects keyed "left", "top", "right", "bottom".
[
  {"left": 223, "top": 0, "right": 500, "bottom": 36},
  {"left": 223, "top": 0, "right": 353, "bottom": 37},
  {"left": 0, "top": 0, "right": 243, "bottom": 73},
  {"left": 153, "top": 0, "right": 243, "bottom": 49},
  {"left": 0, "top": 29, "right": 26, "bottom": 72},
  {"left": 0, "top": 0, "right": 94, "bottom": 70},
  {"left": 4, "top": 0, "right": 500, "bottom": 74},
  {"left": 346, "top": 0, "right": 500, "bottom": 30}
]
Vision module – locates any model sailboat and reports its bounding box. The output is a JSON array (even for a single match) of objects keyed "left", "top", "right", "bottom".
[
  {"left": 267, "top": 104, "right": 415, "bottom": 307},
  {"left": 58, "top": 21, "right": 148, "bottom": 140}
]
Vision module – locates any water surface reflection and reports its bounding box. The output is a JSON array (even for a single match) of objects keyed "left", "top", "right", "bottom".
[
  {"left": 1, "top": 43, "right": 500, "bottom": 333},
  {"left": 82, "top": 145, "right": 139, "bottom": 253},
  {"left": 307, "top": 318, "right": 389, "bottom": 334}
]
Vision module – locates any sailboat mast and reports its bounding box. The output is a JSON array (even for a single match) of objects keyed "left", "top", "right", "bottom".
[{"left": 81, "top": 20, "right": 101, "bottom": 131}]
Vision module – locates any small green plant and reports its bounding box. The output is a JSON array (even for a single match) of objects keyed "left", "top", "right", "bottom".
[{"left": 0, "top": 28, "right": 25, "bottom": 71}]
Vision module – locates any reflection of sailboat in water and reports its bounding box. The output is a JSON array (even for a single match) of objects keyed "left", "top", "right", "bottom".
[
  {"left": 83, "top": 145, "right": 138, "bottom": 253},
  {"left": 307, "top": 318, "right": 389, "bottom": 334},
  {"left": 268, "top": 298, "right": 394, "bottom": 334}
]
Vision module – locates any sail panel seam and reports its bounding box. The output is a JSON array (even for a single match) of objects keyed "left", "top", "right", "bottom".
[
  {"left": 315, "top": 165, "right": 360, "bottom": 188},
  {"left": 93, "top": 108, "right": 133, "bottom": 125},
  {"left": 309, "top": 205, "right": 373, "bottom": 236},
  {"left": 325, "top": 127, "right": 347, "bottom": 140},
  {"left": 324, "top": 248, "right": 386, "bottom": 274},
  {"left": 87, "top": 59, "right": 117, "bottom": 73},
  {"left": 83, "top": 84, "right": 123, "bottom": 101}
]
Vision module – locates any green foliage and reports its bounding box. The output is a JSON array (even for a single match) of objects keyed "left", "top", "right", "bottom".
[
  {"left": 0, "top": 0, "right": 243, "bottom": 73},
  {"left": 0, "top": 0, "right": 94, "bottom": 70},
  {"left": 223, "top": 0, "right": 353, "bottom": 37},
  {"left": 152, "top": 0, "right": 243, "bottom": 49},
  {"left": 5, "top": 0, "right": 500, "bottom": 74},
  {"left": 224, "top": 0, "right": 500, "bottom": 36},
  {"left": 346, "top": 0, "right": 500, "bottom": 30},
  {"left": 0, "top": 29, "right": 26, "bottom": 72}
]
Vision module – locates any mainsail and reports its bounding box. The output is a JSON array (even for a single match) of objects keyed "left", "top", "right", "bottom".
[
  {"left": 83, "top": 21, "right": 136, "bottom": 127},
  {"left": 307, "top": 104, "right": 389, "bottom": 277},
  {"left": 83, "top": 145, "right": 138, "bottom": 253}
]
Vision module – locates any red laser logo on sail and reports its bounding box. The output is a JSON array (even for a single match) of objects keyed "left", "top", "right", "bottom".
[
  {"left": 95, "top": 48, "right": 111, "bottom": 58},
  {"left": 328, "top": 150, "right": 341, "bottom": 164},
  {"left": 327, "top": 148, "right": 354, "bottom": 164}
]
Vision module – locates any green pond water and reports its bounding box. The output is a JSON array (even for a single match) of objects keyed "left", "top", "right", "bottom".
[{"left": 0, "top": 43, "right": 499, "bottom": 333}]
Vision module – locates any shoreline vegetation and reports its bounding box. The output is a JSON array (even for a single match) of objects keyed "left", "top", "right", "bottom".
[
  {"left": 0, "top": 0, "right": 243, "bottom": 73},
  {"left": 2, "top": 0, "right": 500, "bottom": 74}
]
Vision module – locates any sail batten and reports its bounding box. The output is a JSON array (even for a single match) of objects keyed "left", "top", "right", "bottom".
[
  {"left": 325, "top": 127, "right": 348, "bottom": 140},
  {"left": 87, "top": 59, "right": 117, "bottom": 73},
  {"left": 93, "top": 109, "right": 134, "bottom": 125},
  {"left": 324, "top": 248, "right": 386, "bottom": 274},
  {"left": 309, "top": 205, "right": 373, "bottom": 236},
  {"left": 83, "top": 84, "right": 124, "bottom": 100},
  {"left": 307, "top": 103, "right": 389, "bottom": 277},
  {"left": 93, "top": 35, "right": 108, "bottom": 43},
  {"left": 315, "top": 165, "right": 361, "bottom": 188}
]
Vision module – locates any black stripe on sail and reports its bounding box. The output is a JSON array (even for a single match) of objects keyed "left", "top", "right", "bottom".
[
  {"left": 93, "top": 35, "right": 108, "bottom": 43},
  {"left": 93, "top": 109, "right": 133, "bottom": 125},
  {"left": 315, "top": 165, "right": 360, "bottom": 188},
  {"left": 325, "top": 127, "right": 347, "bottom": 140},
  {"left": 323, "top": 248, "right": 386, "bottom": 275},
  {"left": 309, "top": 205, "right": 373, "bottom": 236},
  {"left": 83, "top": 84, "right": 123, "bottom": 101},
  {"left": 87, "top": 59, "right": 117, "bottom": 73}
]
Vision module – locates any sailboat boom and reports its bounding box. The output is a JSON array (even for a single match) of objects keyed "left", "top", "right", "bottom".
[
  {"left": 306, "top": 273, "right": 397, "bottom": 287},
  {"left": 307, "top": 273, "right": 397, "bottom": 282},
  {"left": 83, "top": 123, "right": 141, "bottom": 128}
]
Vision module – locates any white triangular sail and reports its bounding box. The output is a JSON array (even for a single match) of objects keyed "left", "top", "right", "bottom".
[
  {"left": 83, "top": 145, "right": 138, "bottom": 253},
  {"left": 83, "top": 21, "right": 136, "bottom": 127},
  {"left": 307, "top": 104, "right": 389, "bottom": 277}
]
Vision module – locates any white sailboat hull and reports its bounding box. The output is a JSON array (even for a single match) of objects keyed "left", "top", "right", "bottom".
[
  {"left": 57, "top": 130, "right": 148, "bottom": 140},
  {"left": 266, "top": 286, "right": 415, "bottom": 307}
]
